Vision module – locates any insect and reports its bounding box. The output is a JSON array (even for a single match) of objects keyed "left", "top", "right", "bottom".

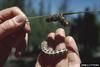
[{"left": 46, "top": 13, "right": 69, "bottom": 27}]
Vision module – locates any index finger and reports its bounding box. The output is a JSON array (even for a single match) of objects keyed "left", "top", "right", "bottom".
[{"left": 0, "top": 7, "right": 26, "bottom": 21}]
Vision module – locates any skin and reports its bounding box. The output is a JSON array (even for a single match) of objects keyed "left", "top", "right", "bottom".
[
  {"left": 0, "top": 7, "right": 30, "bottom": 67},
  {"left": 35, "top": 28, "right": 81, "bottom": 67}
]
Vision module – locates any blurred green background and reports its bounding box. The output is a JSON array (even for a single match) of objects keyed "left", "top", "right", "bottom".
[{"left": 0, "top": 0, "right": 100, "bottom": 67}]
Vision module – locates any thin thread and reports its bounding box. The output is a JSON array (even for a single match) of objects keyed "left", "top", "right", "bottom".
[
  {"left": 28, "top": 15, "right": 47, "bottom": 20},
  {"left": 27, "top": 11, "right": 100, "bottom": 20},
  {"left": 62, "top": 10, "right": 100, "bottom": 15}
]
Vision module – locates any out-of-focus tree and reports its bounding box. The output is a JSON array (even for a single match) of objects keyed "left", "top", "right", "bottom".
[
  {"left": 47, "top": 0, "right": 52, "bottom": 14},
  {"left": 59, "top": 0, "right": 68, "bottom": 12},
  {"left": 39, "top": 0, "right": 44, "bottom": 15},
  {"left": 0, "top": 0, "right": 25, "bottom": 10},
  {"left": 25, "top": 0, "right": 35, "bottom": 16},
  {"left": 70, "top": 8, "right": 100, "bottom": 63},
  {"left": 0, "top": 0, "right": 4, "bottom": 9}
]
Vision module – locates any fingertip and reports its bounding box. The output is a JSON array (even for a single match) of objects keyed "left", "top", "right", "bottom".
[
  {"left": 47, "top": 32, "right": 55, "bottom": 40},
  {"left": 55, "top": 28, "right": 65, "bottom": 37},
  {"left": 54, "top": 28, "right": 65, "bottom": 44},
  {"left": 47, "top": 32, "right": 55, "bottom": 46},
  {"left": 65, "top": 36, "right": 75, "bottom": 44}
]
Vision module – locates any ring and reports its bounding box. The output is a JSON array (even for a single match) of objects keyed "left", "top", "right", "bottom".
[
  {"left": 41, "top": 41, "right": 68, "bottom": 55},
  {"left": 25, "top": 18, "right": 29, "bottom": 22}
]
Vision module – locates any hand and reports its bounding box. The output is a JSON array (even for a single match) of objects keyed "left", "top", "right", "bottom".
[
  {"left": 35, "top": 28, "right": 81, "bottom": 67},
  {"left": 0, "top": 7, "right": 30, "bottom": 66}
]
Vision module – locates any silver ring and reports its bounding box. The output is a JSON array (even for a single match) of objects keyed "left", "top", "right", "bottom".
[
  {"left": 25, "top": 18, "right": 29, "bottom": 22},
  {"left": 41, "top": 41, "right": 68, "bottom": 55}
]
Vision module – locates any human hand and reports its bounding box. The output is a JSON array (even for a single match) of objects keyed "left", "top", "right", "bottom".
[
  {"left": 35, "top": 28, "right": 81, "bottom": 67},
  {"left": 0, "top": 7, "right": 30, "bottom": 66}
]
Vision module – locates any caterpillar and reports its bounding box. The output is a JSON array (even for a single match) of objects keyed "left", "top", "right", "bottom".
[
  {"left": 41, "top": 41, "right": 68, "bottom": 55},
  {"left": 46, "top": 13, "right": 69, "bottom": 27}
]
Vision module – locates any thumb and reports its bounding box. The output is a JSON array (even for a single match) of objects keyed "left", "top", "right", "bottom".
[
  {"left": 0, "top": 15, "right": 26, "bottom": 39},
  {"left": 65, "top": 36, "right": 81, "bottom": 67}
]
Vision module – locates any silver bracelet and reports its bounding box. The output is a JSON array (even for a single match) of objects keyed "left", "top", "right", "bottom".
[{"left": 41, "top": 41, "right": 68, "bottom": 55}]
